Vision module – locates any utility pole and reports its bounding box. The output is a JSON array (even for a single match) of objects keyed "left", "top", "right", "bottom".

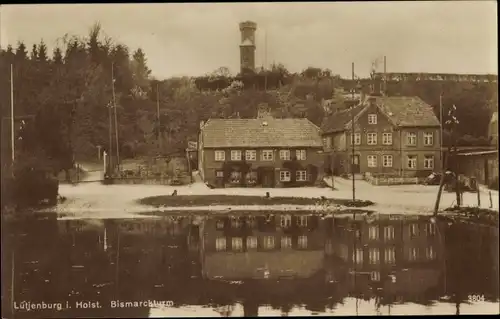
[
  {"left": 383, "top": 56, "right": 387, "bottom": 94},
  {"left": 264, "top": 28, "right": 268, "bottom": 91},
  {"left": 157, "top": 83, "right": 162, "bottom": 154},
  {"left": 10, "top": 64, "right": 15, "bottom": 166},
  {"left": 351, "top": 62, "right": 356, "bottom": 202},
  {"left": 439, "top": 92, "right": 444, "bottom": 167},
  {"left": 108, "top": 101, "right": 113, "bottom": 174},
  {"left": 112, "top": 63, "right": 120, "bottom": 172}
]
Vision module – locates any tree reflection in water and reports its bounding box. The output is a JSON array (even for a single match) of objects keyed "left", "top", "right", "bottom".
[{"left": 1, "top": 211, "right": 498, "bottom": 318}]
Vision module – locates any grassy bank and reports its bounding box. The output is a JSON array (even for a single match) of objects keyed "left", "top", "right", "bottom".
[
  {"left": 138, "top": 208, "right": 375, "bottom": 217},
  {"left": 137, "top": 195, "right": 374, "bottom": 208}
]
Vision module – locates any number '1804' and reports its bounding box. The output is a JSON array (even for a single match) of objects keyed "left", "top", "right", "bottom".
[{"left": 468, "top": 294, "right": 485, "bottom": 303}]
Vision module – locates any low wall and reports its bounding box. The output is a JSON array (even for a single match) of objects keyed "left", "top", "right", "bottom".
[{"left": 364, "top": 173, "right": 422, "bottom": 186}]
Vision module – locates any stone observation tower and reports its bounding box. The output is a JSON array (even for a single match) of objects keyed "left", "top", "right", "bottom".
[{"left": 239, "top": 21, "right": 257, "bottom": 73}]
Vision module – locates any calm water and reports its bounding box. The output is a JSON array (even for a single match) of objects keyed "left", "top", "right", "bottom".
[{"left": 1, "top": 211, "right": 499, "bottom": 318}]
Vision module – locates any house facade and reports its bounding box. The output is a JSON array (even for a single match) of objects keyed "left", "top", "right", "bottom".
[
  {"left": 198, "top": 113, "right": 324, "bottom": 188},
  {"left": 321, "top": 95, "right": 442, "bottom": 179}
]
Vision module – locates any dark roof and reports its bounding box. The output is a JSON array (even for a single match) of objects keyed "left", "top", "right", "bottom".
[
  {"left": 320, "top": 95, "right": 440, "bottom": 134},
  {"left": 201, "top": 118, "right": 322, "bottom": 148},
  {"left": 320, "top": 104, "right": 365, "bottom": 134}
]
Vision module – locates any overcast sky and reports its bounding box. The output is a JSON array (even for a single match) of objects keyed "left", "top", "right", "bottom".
[{"left": 0, "top": 2, "right": 497, "bottom": 79}]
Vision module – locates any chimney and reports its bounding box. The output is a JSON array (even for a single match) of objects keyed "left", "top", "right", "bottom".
[{"left": 371, "top": 73, "right": 383, "bottom": 96}]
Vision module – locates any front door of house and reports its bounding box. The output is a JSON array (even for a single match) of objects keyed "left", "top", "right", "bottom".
[
  {"left": 262, "top": 170, "right": 275, "bottom": 188},
  {"left": 350, "top": 155, "right": 360, "bottom": 174}
]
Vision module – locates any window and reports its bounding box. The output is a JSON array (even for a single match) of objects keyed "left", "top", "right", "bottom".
[
  {"left": 245, "top": 150, "right": 256, "bottom": 161},
  {"left": 368, "top": 114, "right": 377, "bottom": 125},
  {"left": 353, "top": 248, "right": 364, "bottom": 264},
  {"left": 281, "top": 236, "right": 292, "bottom": 249},
  {"left": 231, "top": 150, "right": 242, "bottom": 161},
  {"left": 297, "top": 215, "right": 308, "bottom": 227},
  {"left": 424, "top": 223, "right": 436, "bottom": 236},
  {"left": 247, "top": 236, "right": 257, "bottom": 249},
  {"left": 280, "top": 170, "right": 291, "bottom": 182},
  {"left": 216, "top": 237, "right": 226, "bottom": 251},
  {"left": 280, "top": 215, "right": 292, "bottom": 228},
  {"left": 367, "top": 155, "right": 377, "bottom": 168},
  {"left": 298, "top": 236, "right": 308, "bottom": 249},
  {"left": 369, "top": 226, "right": 379, "bottom": 240},
  {"left": 215, "top": 150, "right": 225, "bottom": 161},
  {"left": 263, "top": 236, "right": 275, "bottom": 250},
  {"left": 369, "top": 248, "right": 380, "bottom": 264},
  {"left": 247, "top": 216, "right": 256, "bottom": 228},
  {"left": 322, "top": 137, "right": 328, "bottom": 148},
  {"left": 367, "top": 133, "right": 377, "bottom": 145},
  {"left": 407, "top": 132, "right": 417, "bottom": 145},
  {"left": 230, "top": 171, "right": 242, "bottom": 183},
  {"left": 409, "top": 224, "right": 418, "bottom": 237},
  {"left": 407, "top": 155, "right": 417, "bottom": 169},
  {"left": 279, "top": 149, "right": 290, "bottom": 160},
  {"left": 246, "top": 171, "right": 257, "bottom": 183},
  {"left": 426, "top": 246, "right": 436, "bottom": 260},
  {"left": 385, "top": 247, "right": 396, "bottom": 264},
  {"left": 408, "top": 247, "right": 418, "bottom": 261},
  {"left": 262, "top": 150, "right": 274, "bottom": 161},
  {"left": 296, "top": 170, "right": 307, "bottom": 181},
  {"left": 325, "top": 239, "right": 333, "bottom": 255},
  {"left": 351, "top": 133, "right": 361, "bottom": 145},
  {"left": 384, "top": 226, "right": 395, "bottom": 241},
  {"left": 216, "top": 220, "right": 225, "bottom": 230},
  {"left": 231, "top": 217, "right": 242, "bottom": 228},
  {"left": 382, "top": 155, "right": 393, "bottom": 167},
  {"left": 296, "top": 149, "right": 307, "bottom": 160},
  {"left": 424, "top": 132, "right": 434, "bottom": 146},
  {"left": 216, "top": 170, "right": 224, "bottom": 178},
  {"left": 424, "top": 155, "right": 434, "bottom": 169},
  {"left": 232, "top": 237, "right": 243, "bottom": 251},
  {"left": 326, "top": 136, "right": 332, "bottom": 149},
  {"left": 382, "top": 132, "right": 393, "bottom": 145},
  {"left": 371, "top": 271, "right": 380, "bottom": 281}
]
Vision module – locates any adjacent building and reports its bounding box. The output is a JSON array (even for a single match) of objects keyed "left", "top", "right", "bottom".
[
  {"left": 330, "top": 214, "right": 444, "bottom": 301},
  {"left": 321, "top": 92, "right": 441, "bottom": 179},
  {"left": 198, "top": 109, "right": 324, "bottom": 188}
]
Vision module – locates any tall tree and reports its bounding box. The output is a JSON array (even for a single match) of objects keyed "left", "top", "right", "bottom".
[{"left": 37, "top": 40, "right": 48, "bottom": 63}]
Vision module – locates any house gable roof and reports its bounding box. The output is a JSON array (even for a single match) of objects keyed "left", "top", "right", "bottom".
[
  {"left": 320, "top": 95, "right": 440, "bottom": 134},
  {"left": 373, "top": 96, "right": 440, "bottom": 127},
  {"left": 201, "top": 117, "right": 323, "bottom": 148}
]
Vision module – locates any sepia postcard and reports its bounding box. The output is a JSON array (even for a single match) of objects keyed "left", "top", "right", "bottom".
[{"left": 0, "top": 1, "right": 498, "bottom": 318}]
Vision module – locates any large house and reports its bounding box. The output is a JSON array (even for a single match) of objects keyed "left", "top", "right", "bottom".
[
  {"left": 320, "top": 93, "right": 441, "bottom": 178},
  {"left": 198, "top": 110, "right": 324, "bottom": 188}
]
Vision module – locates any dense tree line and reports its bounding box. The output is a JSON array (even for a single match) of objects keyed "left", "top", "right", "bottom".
[{"left": 0, "top": 23, "right": 153, "bottom": 176}]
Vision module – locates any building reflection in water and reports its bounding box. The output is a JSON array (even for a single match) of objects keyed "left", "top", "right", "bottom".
[{"left": 1, "top": 211, "right": 498, "bottom": 318}]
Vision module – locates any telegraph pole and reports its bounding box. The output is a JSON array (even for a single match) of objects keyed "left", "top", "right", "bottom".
[
  {"left": 157, "top": 83, "right": 162, "bottom": 154},
  {"left": 439, "top": 92, "right": 444, "bottom": 166},
  {"left": 383, "top": 56, "right": 387, "bottom": 94},
  {"left": 351, "top": 62, "right": 356, "bottom": 201},
  {"left": 112, "top": 63, "right": 120, "bottom": 171},
  {"left": 264, "top": 28, "right": 268, "bottom": 91},
  {"left": 10, "top": 64, "right": 15, "bottom": 165},
  {"left": 108, "top": 101, "right": 113, "bottom": 174}
]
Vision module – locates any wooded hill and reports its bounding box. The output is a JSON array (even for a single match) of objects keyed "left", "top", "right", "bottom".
[{"left": 0, "top": 23, "right": 497, "bottom": 176}]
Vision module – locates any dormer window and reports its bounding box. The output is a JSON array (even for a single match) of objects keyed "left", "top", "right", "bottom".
[{"left": 368, "top": 114, "right": 377, "bottom": 125}]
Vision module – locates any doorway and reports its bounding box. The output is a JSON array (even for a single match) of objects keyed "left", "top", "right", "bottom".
[{"left": 350, "top": 154, "right": 360, "bottom": 174}]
